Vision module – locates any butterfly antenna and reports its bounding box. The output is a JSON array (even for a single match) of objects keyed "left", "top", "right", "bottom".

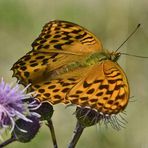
[
  {"left": 121, "top": 53, "right": 148, "bottom": 58},
  {"left": 115, "top": 24, "right": 141, "bottom": 53}
]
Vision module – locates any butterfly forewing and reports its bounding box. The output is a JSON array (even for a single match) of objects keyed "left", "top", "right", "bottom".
[
  {"left": 12, "top": 20, "right": 103, "bottom": 86},
  {"left": 12, "top": 50, "right": 85, "bottom": 86},
  {"left": 32, "top": 20, "right": 103, "bottom": 53}
]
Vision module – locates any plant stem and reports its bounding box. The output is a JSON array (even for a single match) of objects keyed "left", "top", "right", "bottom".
[
  {"left": 46, "top": 119, "right": 58, "bottom": 148},
  {"left": 68, "top": 121, "right": 85, "bottom": 148},
  {"left": 0, "top": 136, "right": 16, "bottom": 147}
]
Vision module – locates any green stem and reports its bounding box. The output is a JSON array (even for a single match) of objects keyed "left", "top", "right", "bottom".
[
  {"left": 46, "top": 119, "right": 58, "bottom": 148},
  {"left": 68, "top": 121, "right": 85, "bottom": 148},
  {"left": 0, "top": 136, "right": 16, "bottom": 147}
]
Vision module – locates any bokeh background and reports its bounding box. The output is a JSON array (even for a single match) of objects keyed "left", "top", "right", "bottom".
[{"left": 0, "top": 0, "right": 148, "bottom": 148}]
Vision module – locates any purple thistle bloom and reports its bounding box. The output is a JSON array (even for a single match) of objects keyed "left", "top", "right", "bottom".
[{"left": 0, "top": 78, "right": 39, "bottom": 137}]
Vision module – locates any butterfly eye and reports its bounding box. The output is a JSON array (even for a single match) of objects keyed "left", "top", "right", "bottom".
[
  {"left": 111, "top": 52, "right": 121, "bottom": 61},
  {"left": 116, "top": 52, "right": 121, "bottom": 60}
]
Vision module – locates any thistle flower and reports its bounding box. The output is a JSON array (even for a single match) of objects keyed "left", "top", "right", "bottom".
[{"left": 0, "top": 78, "right": 39, "bottom": 137}]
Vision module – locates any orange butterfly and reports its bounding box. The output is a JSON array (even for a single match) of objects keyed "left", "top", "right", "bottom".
[{"left": 12, "top": 20, "right": 129, "bottom": 116}]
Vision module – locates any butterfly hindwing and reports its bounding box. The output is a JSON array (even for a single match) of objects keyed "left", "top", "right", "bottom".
[
  {"left": 30, "top": 77, "right": 80, "bottom": 105},
  {"left": 29, "top": 66, "right": 94, "bottom": 104},
  {"left": 29, "top": 59, "right": 129, "bottom": 115},
  {"left": 68, "top": 60, "right": 129, "bottom": 115}
]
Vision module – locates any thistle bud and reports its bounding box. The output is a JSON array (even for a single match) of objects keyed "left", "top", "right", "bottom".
[
  {"left": 35, "top": 102, "right": 54, "bottom": 121},
  {"left": 75, "top": 107, "right": 102, "bottom": 127},
  {"left": 12, "top": 116, "right": 40, "bottom": 143}
]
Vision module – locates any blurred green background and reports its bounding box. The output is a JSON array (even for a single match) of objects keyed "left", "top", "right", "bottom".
[{"left": 0, "top": 0, "right": 148, "bottom": 148}]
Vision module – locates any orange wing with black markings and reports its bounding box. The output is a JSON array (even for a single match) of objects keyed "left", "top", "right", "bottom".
[
  {"left": 11, "top": 20, "right": 103, "bottom": 86},
  {"left": 68, "top": 60, "right": 129, "bottom": 115},
  {"left": 11, "top": 20, "right": 130, "bottom": 116}
]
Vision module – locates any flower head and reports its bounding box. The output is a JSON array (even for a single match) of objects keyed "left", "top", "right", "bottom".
[
  {"left": 0, "top": 78, "right": 39, "bottom": 136},
  {"left": 75, "top": 106, "right": 127, "bottom": 130}
]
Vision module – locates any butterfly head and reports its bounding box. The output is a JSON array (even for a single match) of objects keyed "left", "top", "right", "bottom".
[{"left": 109, "top": 51, "right": 121, "bottom": 62}]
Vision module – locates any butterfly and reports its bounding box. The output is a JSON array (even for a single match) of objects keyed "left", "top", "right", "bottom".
[{"left": 11, "top": 20, "right": 129, "bottom": 116}]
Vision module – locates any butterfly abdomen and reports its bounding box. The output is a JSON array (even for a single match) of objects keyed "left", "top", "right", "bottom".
[{"left": 55, "top": 51, "right": 109, "bottom": 74}]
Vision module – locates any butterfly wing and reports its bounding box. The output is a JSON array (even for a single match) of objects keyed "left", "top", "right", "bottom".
[
  {"left": 67, "top": 60, "right": 129, "bottom": 115},
  {"left": 30, "top": 65, "right": 93, "bottom": 104},
  {"left": 12, "top": 20, "right": 103, "bottom": 86},
  {"left": 29, "top": 60, "right": 129, "bottom": 115},
  {"left": 12, "top": 50, "right": 84, "bottom": 86},
  {"left": 31, "top": 20, "right": 103, "bottom": 53}
]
